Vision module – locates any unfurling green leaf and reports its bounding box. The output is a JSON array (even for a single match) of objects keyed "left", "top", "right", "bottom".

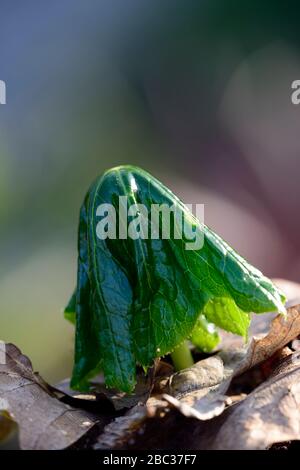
[
  {"left": 65, "top": 165, "right": 286, "bottom": 393},
  {"left": 203, "top": 297, "right": 250, "bottom": 339},
  {"left": 190, "top": 314, "right": 220, "bottom": 353}
]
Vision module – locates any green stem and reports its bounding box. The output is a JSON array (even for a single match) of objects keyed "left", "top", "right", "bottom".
[{"left": 170, "top": 341, "right": 194, "bottom": 371}]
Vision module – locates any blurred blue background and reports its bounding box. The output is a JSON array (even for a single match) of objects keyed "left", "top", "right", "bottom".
[{"left": 1, "top": 0, "right": 300, "bottom": 383}]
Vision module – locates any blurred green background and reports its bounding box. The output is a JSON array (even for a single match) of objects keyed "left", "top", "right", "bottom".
[{"left": 1, "top": 0, "right": 300, "bottom": 383}]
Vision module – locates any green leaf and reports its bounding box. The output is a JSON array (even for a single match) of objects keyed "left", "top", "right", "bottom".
[
  {"left": 191, "top": 314, "right": 220, "bottom": 352},
  {"left": 202, "top": 297, "right": 250, "bottom": 339},
  {"left": 66, "top": 165, "right": 286, "bottom": 392},
  {"left": 70, "top": 201, "right": 104, "bottom": 391},
  {"left": 64, "top": 289, "right": 76, "bottom": 324}
]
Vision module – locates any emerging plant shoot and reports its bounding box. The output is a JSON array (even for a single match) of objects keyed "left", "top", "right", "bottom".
[{"left": 65, "top": 165, "right": 286, "bottom": 393}]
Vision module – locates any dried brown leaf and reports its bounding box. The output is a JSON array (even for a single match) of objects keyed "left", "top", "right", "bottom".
[
  {"left": 207, "top": 351, "right": 300, "bottom": 449},
  {"left": 234, "top": 304, "right": 300, "bottom": 376},
  {"left": 0, "top": 343, "right": 101, "bottom": 450},
  {"left": 94, "top": 397, "right": 168, "bottom": 450},
  {"left": 163, "top": 303, "right": 300, "bottom": 421}
]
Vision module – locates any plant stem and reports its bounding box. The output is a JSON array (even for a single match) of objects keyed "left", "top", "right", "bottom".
[{"left": 170, "top": 341, "right": 194, "bottom": 371}]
